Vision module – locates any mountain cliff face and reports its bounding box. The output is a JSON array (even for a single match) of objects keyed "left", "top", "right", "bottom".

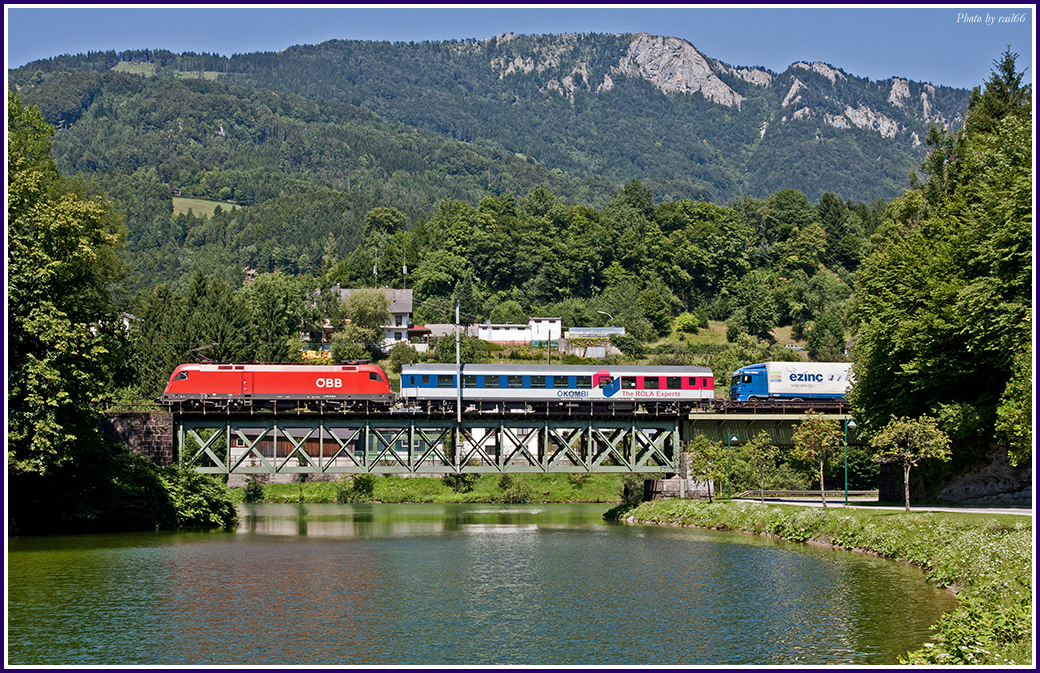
[
  {"left": 469, "top": 32, "right": 963, "bottom": 150},
  {"left": 13, "top": 31, "right": 972, "bottom": 204},
  {"left": 617, "top": 33, "right": 747, "bottom": 108}
]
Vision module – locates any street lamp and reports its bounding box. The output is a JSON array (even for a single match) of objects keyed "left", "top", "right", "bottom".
[
  {"left": 727, "top": 434, "right": 739, "bottom": 499},
  {"left": 844, "top": 418, "right": 857, "bottom": 506},
  {"left": 596, "top": 310, "right": 614, "bottom": 324}
]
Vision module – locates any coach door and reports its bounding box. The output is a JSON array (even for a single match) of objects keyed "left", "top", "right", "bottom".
[{"left": 239, "top": 366, "right": 253, "bottom": 399}]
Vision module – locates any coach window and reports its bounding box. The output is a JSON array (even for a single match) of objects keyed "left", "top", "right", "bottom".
[
  {"left": 553, "top": 376, "right": 570, "bottom": 388},
  {"left": 462, "top": 375, "right": 477, "bottom": 388},
  {"left": 597, "top": 376, "right": 614, "bottom": 388},
  {"left": 667, "top": 377, "right": 681, "bottom": 390},
  {"left": 687, "top": 377, "right": 698, "bottom": 387},
  {"left": 621, "top": 376, "right": 636, "bottom": 389},
  {"left": 437, "top": 375, "right": 455, "bottom": 388},
  {"left": 422, "top": 375, "right": 430, "bottom": 385},
  {"left": 484, "top": 375, "right": 501, "bottom": 388},
  {"left": 644, "top": 377, "right": 660, "bottom": 389},
  {"left": 530, "top": 375, "right": 546, "bottom": 388},
  {"left": 508, "top": 375, "right": 523, "bottom": 388},
  {"left": 703, "top": 378, "right": 711, "bottom": 388},
  {"left": 576, "top": 376, "right": 592, "bottom": 389}
]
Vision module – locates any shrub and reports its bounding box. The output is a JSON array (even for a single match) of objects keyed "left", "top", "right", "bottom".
[
  {"left": 243, "top": 477, "right": 265, "bottom": 503},
  {"left": 442, "top": 471, "right": 479, "bottom": 493},
  {"left": 158, "top": 465, "right": 239, "bottom": 528},
  {"left": 674, "top": 312, "right": 700, "bottom": 334},
  {"left": 609, "top": 333, "right": 644, "bottom": 358},
  {"left": 726, "top": 309, "right": 747, "bottom": 342},
  {"left": 331, "top": 334, "right": 369, "bottom": 363},
  {"left": 336, "top": 473, "right": 378, "bottom": 502},
  {"left": 499, "top": 474, "right": 533, "bottom": 503},
  {"left": 385, "top": 341, "right": 417, "bottom": 374}
]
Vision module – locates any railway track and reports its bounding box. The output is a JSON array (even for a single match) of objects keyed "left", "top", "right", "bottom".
[{"left": 160, "top": 398, "right": 850, "bottom": 418}]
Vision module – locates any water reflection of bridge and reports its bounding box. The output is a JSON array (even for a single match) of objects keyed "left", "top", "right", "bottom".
[{"left": 177, "top": 409, "right": 855, "bottom": 476}]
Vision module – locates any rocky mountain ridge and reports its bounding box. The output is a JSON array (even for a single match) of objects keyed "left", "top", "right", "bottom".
[{"left": 484, "top": 32, "right": 962, "bottom": 143}]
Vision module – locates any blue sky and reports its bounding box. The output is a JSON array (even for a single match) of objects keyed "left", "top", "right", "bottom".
[{"left": 5, "top": 4, "right": 1035, "bottom": 90}]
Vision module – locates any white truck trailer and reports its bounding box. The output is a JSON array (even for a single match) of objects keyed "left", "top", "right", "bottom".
[{"left": 729, "top": 361, "right": 853, "bottom": 401}]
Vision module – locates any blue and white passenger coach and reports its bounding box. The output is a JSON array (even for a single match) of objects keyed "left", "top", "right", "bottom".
[{"left": 400, "top": 364, "right": 714, "bottom": 413}]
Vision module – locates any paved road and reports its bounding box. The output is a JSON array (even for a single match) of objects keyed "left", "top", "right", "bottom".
[{"left": 731, "top": 497, "right": 1033, "bottom": 517}]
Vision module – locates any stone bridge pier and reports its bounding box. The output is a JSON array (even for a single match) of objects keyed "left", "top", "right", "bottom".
[{"left": 98, "top": 412, "right": 176, "bottom": 466}]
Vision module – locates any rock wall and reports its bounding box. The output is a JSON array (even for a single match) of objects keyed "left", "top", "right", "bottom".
[
  {"left": 98, "top": 412, "right": 175, "bottom": 466},
  {"left": 936, "top": 448, "right": 1032, "bottom": 505},
  {"left": 880, "top": 448, "right": 1033, "bottom": 506}
]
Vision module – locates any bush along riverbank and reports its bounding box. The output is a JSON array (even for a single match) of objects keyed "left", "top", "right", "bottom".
[{"left": 608, "top": 499, "right": 1032, "bottom": 666}]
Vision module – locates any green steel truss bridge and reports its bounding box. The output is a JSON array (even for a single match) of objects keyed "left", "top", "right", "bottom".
[{"left": 176, "top": 407, "right": 856, "bottom": 476}]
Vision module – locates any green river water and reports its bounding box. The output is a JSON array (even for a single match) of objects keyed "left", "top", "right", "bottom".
[{"left": 6, "top": 502, "right": 958, "bottom": 665}]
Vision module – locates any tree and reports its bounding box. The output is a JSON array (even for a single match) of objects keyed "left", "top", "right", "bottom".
[
  {"left": 806, "top": 312, "right": 846, "bottom": 362},
  {"left": 385, "top": 341, "right": 417, "bottom": 375},
  {"left": 850, "top": 50, "right": 1031, "bottom": 459},
  {"left": 727, "top": 270, "right": 777, "bottom": 340},
  {"left": 816, "top": 191, "right": 864, "bottom": 271},
  {"left": 363, "top": 206, "right": 406, "bottom": 244},
  {"left": 994, "top": 345, "right": 1031, "bottom": 468},
  {"left": 8, "top": 92, "right": 236, "bottom": 534},
  {"left": 686, "top": 435, "right": 726, "bottom": 502},
  {"left": 870, "top": 415, "right": 952, "bottom": 512},
  {"left": 639, "top": 287, "right": 671, "bottom": 337},
  {"left": 8, "top": 91, "right": 128, "bottom": 480},
  {"left": 966, "top": 47, "right": 1032, "bottom": 136},
  {"left": 742, "top": 431, "right": 780, "bottom": 503},
  {"left": 489, "top": 299, "right": 527, "bottom": 325},
  {"left": 343, "top": 289, "right": 391, "bottom": 334},
  {"left": 338, "top": 289, "right": 391, "bottom": 357},
  {"left": 410, "top": 249, "right": 468, "bottom": 301},
  {"left": 433, "top": 333, "right": 490, "bottom": 364},
  {"left": 790, "top": 410, "right": 844, "bottom": 509},
  {"left": 239, "top": 272, "right": 309, "bottom": 363}
]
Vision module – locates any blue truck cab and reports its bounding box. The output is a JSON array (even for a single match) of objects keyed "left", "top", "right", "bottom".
[{"left": 729, "top": 363, "right": 769, "bottom": 401}]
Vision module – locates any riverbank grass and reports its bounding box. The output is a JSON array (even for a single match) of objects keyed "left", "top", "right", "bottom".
[
  {"left": 618, "top": 499, "right": 1032, "bottom": 666},
  {"left": 234, "top": 473, "right": 628, "bottom": 504}
]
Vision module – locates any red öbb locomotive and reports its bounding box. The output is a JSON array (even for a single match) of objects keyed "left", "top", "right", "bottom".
[{"left": 161, "top": 363, "right": 394, "bottom": 410}]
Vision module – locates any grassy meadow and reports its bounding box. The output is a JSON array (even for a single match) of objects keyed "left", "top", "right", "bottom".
[{"left": 172, "top": 196, "right": 235, "bottom": 217}]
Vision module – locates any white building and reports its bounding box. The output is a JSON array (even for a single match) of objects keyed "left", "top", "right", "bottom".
[{"left": 476, "top": 317, "right": 561, "bottom": 345}]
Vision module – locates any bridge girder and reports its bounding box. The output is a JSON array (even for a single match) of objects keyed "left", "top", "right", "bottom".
[
  {"left": 682, "top": 412, "right": 857, "bottom": 447},
  {"left": 176, "top": 411, "right": 854, "bottom": 475},
  {"left": 177, "top": 415, "right": 683, "bottom": 475}
]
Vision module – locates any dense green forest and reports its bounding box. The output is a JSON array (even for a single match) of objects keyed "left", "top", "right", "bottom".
[
  {"left": 11, "top": 32, "right": 971, "bottom": 204},
  {"left": 5, "top": 46, "right": 1030, "bottom": 534}
]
